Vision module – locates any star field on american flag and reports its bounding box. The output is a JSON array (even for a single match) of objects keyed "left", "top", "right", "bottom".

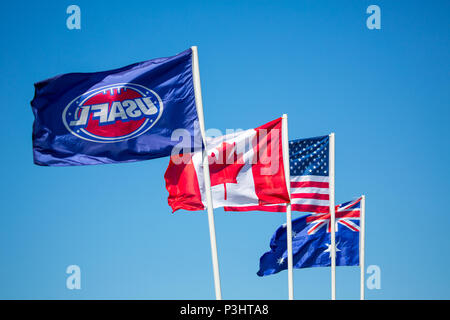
[{"left": 289, "top": 136, "right": 328, "bottom": 177}]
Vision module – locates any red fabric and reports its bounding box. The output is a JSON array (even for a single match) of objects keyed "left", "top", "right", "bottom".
[
  {"left": 209, "top": 141, "right": 246, "bottom": 200},
  {"left": 290, "top": 181, "right": 329, "bottom": 188},
  {"left": 84, "top": 88, "right": 145, "bottom": 137},
  {"left": 164, "top": 155, "right": 204, "bottom": 212},
  {"left": 165, "top": 117, "right": 290, "bottom": 212},
  {"left": 251, "top": 117, "right": 290, "bottom": 206}
]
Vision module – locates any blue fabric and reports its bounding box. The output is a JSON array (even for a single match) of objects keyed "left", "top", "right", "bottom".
[
  {"left": 289, "top": 136, "right": 329, "bottom": 177},
  {"left": 31, "top": 48, "right": 200, "bottom": 166},
  {"left": 257, "top": 199, "right": 361, "bottom": 276}
]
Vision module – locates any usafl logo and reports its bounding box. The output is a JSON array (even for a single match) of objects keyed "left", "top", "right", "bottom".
[{"left": 62, "top": 83, "right": 163, "bottom": 143}]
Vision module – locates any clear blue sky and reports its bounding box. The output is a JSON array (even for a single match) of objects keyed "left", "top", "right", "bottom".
[{"left": 0, "top": 0, "right": 449, "bottom": 299}]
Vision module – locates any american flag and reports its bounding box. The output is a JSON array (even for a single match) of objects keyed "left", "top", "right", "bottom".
[
  {"left": 225, "top": 136, "right": 330, "bottom": 213},
  {"left": 306, "top": 197, "right": 361, "bottom": 235}
]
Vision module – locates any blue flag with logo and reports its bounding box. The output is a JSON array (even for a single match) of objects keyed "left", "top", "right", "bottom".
[
  {"left": 31, "top": 48, "right": 201, "bottom": 166},
  {"left": 257, "top": 198, "right": 362, "bottom": 276}
]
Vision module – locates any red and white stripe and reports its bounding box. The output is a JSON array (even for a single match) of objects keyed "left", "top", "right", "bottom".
[{"left": 290, "top": 175, "right": 329, "bottom": 213}]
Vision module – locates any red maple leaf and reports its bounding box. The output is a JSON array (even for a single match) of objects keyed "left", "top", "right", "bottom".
[{"left": 209, "top": 142, "right": 245, "bottom": 200}]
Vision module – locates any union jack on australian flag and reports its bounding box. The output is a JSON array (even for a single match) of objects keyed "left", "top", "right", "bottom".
[
  {"left": 257, "top": 197, "right": 362, "bottom": 276},
  {"left": 307, "top": 198, "right": 361, "bottom": 235}
]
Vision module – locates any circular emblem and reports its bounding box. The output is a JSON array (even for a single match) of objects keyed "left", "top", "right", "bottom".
[{"left": 62, "top": 83, "right": 163, "bottom": 143}]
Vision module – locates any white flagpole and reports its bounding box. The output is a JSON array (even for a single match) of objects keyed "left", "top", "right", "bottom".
[
  {"left": 329, "top": 133, "right": 336, "bottom": 300},
  {"left": 360, "top": 195, "right": 366, "bottom": 300},
  {"left": 281, "top": 114, "right": 294, "bottom": 300},
  {"left": 191, "top": 46, "right": 222, "bottom": 300}
]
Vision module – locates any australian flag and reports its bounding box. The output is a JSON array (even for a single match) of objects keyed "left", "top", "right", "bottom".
[
  {"left": 257, "top": 197, "right": 362, "bottom": 276},
  {"left": 31, "top": 48, "right": 200, "bottom": 166}
]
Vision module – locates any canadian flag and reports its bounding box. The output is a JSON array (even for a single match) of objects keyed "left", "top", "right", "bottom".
[{"left": 164, "top": 118, "right": 290, "bottom": 212}]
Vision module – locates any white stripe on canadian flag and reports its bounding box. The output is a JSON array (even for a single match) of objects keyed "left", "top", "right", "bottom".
[{"left": 194, "top": 128, "right": 258, "bottom": 209}]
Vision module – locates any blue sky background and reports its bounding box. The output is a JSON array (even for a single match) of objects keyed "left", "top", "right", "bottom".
[{"left": 0, "top": 0, "right": 449, "bottom": 299}]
